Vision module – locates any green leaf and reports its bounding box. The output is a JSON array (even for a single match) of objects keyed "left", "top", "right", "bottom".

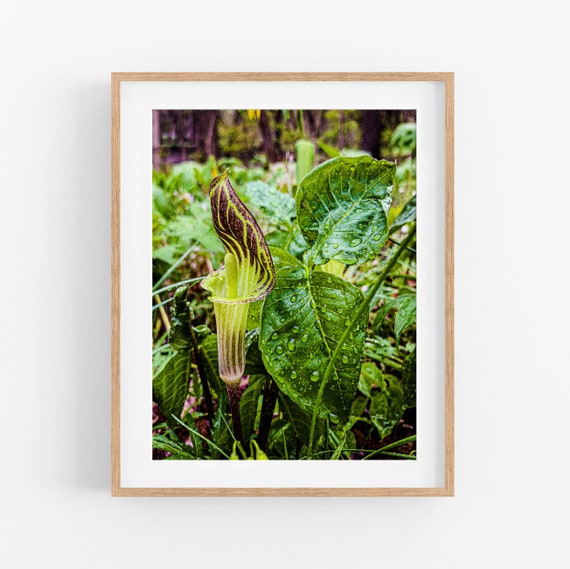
[
  {"left": 260, "top": 248, "right": 367, "bottom": 422},
  {"left": 389, "top": 123, "right": 416, "bottom": 157},
  {"left": 153, "top": 184, "right": 176, "bottom": 219},
  {"left": 390, "top": 194, "right": 416, "bottom": 234},
  {"left": 169, "top": 286, "right": 192, "bottom": 351},
  {"left": 166, "top": 207, "right": 225, "bottom": 255},
  {"left": 152, "top": 350, "right": 191, "bottom": 429},
  {"left": 170, "top": 161, "right": 203, "bottom": 193},
  {"left": 265, "top": 227, "right": 309, "bottom": 260},
  {"left": 277, "top": 393, "right": 324, "bottom": 448},
  {"left": 240, "top": 181, "right": 296, "bottom": 227},
  {"left": 153, "top": 434, "right": 195, "bottom": 460},
  {"left": 359, "top": 362, "right": 382, "bottom": 397},
  {"left": 244, "top": 330, "right": 267, "bottom": 376},
  {"left": 395, "top": 295, "right": 416, "bottom": 343},
  {"left": 152, "top": 244, "right": 179, "bottom": 265},
  {"left": 240, "top": 375, "right": 265, "bottom": 443},
  {"left": 370, "top": 376, "right": 404, "bottom": 440},
  {"left": 197, "top": 334, "right": 225, "bottom": 395},
  {"left": 296, "top": 156, "right": 395, "bottom": 265}
]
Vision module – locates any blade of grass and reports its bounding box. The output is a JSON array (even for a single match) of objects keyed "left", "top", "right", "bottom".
[
  {"left": 170, "top": 414, "right": 230, "bottom": 459},
  {"left": 152, "top": 244, "right": 197, "bottom": 292},
  {"left": 363, "top": 434, "right": 416, "bottom": 460},
  {"left": 152, "top": 276, "right": 206, "bottom": 297}
]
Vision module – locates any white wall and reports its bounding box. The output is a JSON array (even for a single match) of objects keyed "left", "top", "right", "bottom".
[{"left": 1, "top": 1, "right": 569, "bottom": 567}]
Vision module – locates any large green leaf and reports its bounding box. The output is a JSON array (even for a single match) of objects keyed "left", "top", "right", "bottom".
[
  {"left": 296, "top": 156, "right": 395, "bottom": 265},
  {"left": 259, "top": 248, "right": 367, "bottom": 422},
  {"left": 196, "top": 334, "right": 225, "bottom": 395},
  {"left": 153, "top": 350, "right": 191, "bottom": 429},
  {"left": 277, "top": 393, "right": 324, "bottom": 448}
]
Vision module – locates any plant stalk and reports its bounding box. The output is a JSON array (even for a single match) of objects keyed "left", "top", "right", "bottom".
[
  {"left": 307, "top": 224, "right": 417, "bottom": 457},
  {"left": 226, "top": 382, "right": 244, "bottom": 447},
  {"left": 257, "top": 376, "right": 278, "bottom": 451}
]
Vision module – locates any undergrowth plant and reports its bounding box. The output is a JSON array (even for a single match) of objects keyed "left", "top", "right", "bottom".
[{"left": 152, "top": 148, "right": 417, "bottom": 461}]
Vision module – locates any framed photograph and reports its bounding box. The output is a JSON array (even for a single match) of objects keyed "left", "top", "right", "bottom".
[{"left": 112, "top": 72, "right": 454, "bottom": 496}]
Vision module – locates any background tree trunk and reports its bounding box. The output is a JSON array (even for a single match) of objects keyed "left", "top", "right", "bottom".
[{"left": 360, "top": 110, "right": 382, "bottom": 159}]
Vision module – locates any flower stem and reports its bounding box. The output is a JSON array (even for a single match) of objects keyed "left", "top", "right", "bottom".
[{"left": 226, "top": 382, "right": 244, "bottom": 447}]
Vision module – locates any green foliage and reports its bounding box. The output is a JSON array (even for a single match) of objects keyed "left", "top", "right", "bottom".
[
  {"left": 296, "top": 157, "right": 395, "bottom": 265},
  {"left": 389, "top": 123, "right": 416, "bottom": 157},
  {"left": 370, "top": 375, "right": 404, "bottom": 440},
  {"left": 260, "top": 248, "right": 367, "bottom": 423},
  {"left": 152, "top": 122, "right": 416, "bottom": 461}
]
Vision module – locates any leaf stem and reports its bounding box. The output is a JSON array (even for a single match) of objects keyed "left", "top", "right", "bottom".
[{"left": 307, "top": 224, "right": 416, "bottom": 457}]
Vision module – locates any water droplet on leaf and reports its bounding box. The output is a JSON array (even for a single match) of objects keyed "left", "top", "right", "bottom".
[
  {"left": 291, "top": 370, "right": 297, "bottom": 379},
  {"left": 342, "top": 355, "right": 349, "bottom": 364},
  {"left": 271, "top": 332, "right": 278, "bottom": 340},
  {"left": 275, "top": 345, "right": 284, "bottom": 355},
  {"left": 290, "top": 295, "right": 297, "bottom": 303},
  {"left": 350, "top": 238, "right": 362, "bottom": 247},
  {"left": 310, "top": 371, "right": 320, "bottom": 382},
  {"left": 287, "top": 339, "right": 296, "bottom": 352}
]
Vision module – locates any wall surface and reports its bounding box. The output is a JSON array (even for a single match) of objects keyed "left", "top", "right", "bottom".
[{"left": 1, "top": 1, "right": 569, "bottom": 567}]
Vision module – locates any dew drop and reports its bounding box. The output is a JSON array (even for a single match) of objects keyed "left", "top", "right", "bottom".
[
  {"left": 287, "top": 339, "right": 296, "bottom": 352},
  {"left": 301, "top": 334, "right": 309, "bottom": 343},
  {"left": 332, "top": 243, "right": 339, "bottom": 249},
  {"left": 291, "top": 370, "right": 297, "bottom": 379},
  {"left": 326, "top": 277, "right": 332, "bottom": 284},
  {"left": 290, "top": 295, "right": 297, "bottom": 303},
  {"left": 341, "top": 355, "right": 349, "bottom": 364},
  {"left": 275, "top": 345, "right": 284, "bottom": 355},
  {"left": 292, "top": 325, "right": 300, "bottom": 334},
  {"left": 344, "top": 318, "right": 351, "bottom": 327},
  {"left": 373, "top": 234, "right": 382, "bottom": 242},
  {"left": 271, "top": 332, "right": 278, "bottom": 340},
  {"left": 350, "top": 238, "right": 362, "bottom": 247},
  {"left": 310, "top": 371, "right": 320, "bottom": 382}
]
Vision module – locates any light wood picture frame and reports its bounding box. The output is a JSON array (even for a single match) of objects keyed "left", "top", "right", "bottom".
[{"left": 112, "top": 72, "right": 454, "bottom": 497}]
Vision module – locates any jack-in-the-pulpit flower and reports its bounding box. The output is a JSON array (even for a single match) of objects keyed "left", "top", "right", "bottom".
[{"left": 202, "top": 172, "right": 275, "bottom": 384}]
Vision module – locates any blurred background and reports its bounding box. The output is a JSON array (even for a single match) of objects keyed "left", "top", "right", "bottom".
[{"left": 153, "top": 109, "right": 416, "bottom": 168}]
